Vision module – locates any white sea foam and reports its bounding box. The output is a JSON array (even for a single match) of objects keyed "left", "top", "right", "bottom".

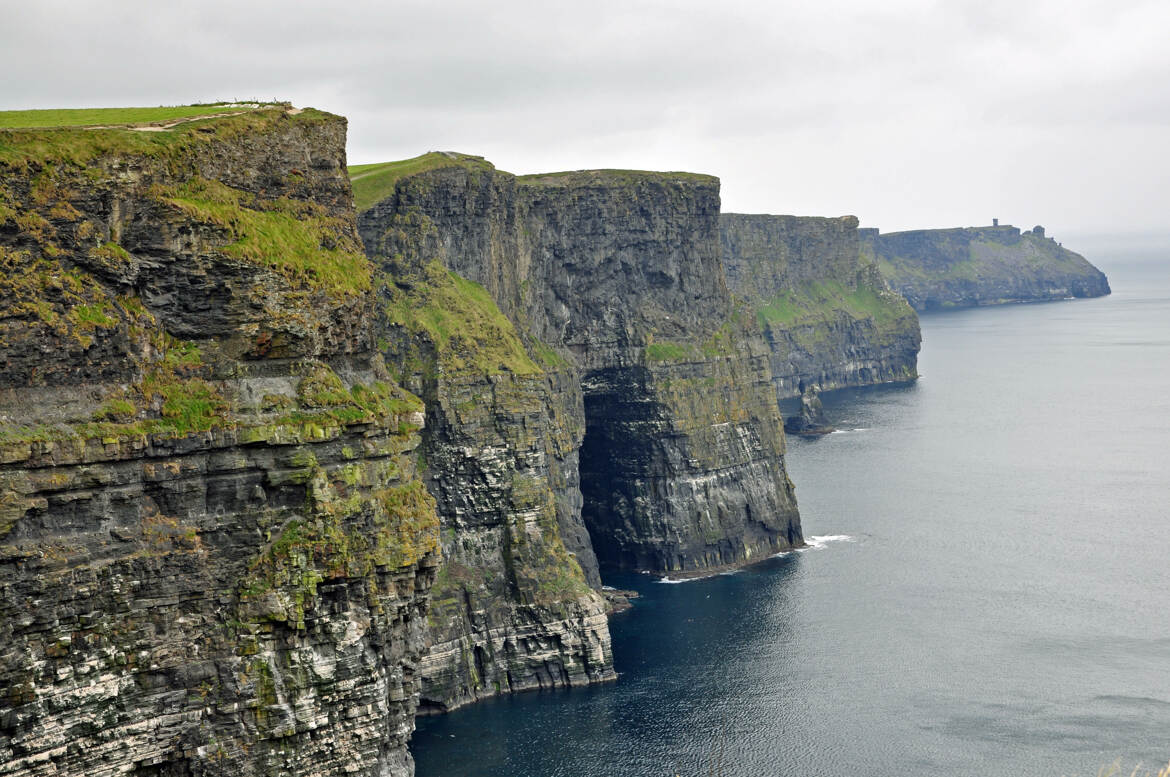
[
  {"left": 659, "top": 537, "right": 856, "bottom": 580},
  {"left": 655, "top": 567, "right": 744, "bottom": 584},
  {"left": 798, "top": 534, "right": 856, "bottom": 551},
  {"left": 655, "top": 576, "right": 698, "bottom": 584}
]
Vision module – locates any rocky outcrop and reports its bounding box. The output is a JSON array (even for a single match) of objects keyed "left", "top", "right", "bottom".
[
  {"left": 784, "top": 385, "right": 834, "bottom": 437},
  {"left": 360, "top": 159, "right": 802, "bottom": 572},
  {"left": 720, "top": 214, "right": 921, "bottom": 397},
  {"left": 355, "top": 155, "right": 802, "bottom": 707},
  {"left": 1, "top": 108, "right": 439, "bottom": 777},
  {"left": 361, "top": 187, "right": 614, "bottom": 714},
  {"left": 863, "top": 224, "right": 1111, "bottom": 310}
]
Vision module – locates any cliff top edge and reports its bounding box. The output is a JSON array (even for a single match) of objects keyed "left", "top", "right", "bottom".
[
  {"left": 0, "top": 103, "right": 341, "bottom": 170},
  {"left": 348, "top": 151, "right": 496, "bottom": 213},
  {"left": 0, "top": 102, "right": 298, "bottom": 130},
  {"left": 516, "top": 168, "right": 718, "bottom": 187},
  {"left": 348, "top": 151, "right": 719, "bottom": 213}
]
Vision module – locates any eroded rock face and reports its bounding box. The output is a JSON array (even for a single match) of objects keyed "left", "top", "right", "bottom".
[
  {"left": 516, "top": 174, "right": 801, "bottom": 574},
  {"left": 360, "top": 161, "right": 802, "bottom": 580},
  {"left": 1, "top": 108, "right": 439, "bottom": 777},
  {"left": 721, "top": 214, "right": 922, "bottom": 397},
  {"left": 579, "top": 342, "right": 799, "bottom": 572},
  {"left": 407, "top": 368, "right": 614, "bottom": 713},
  {"left": 361, "top": 181, "right": 614, "bottom": 714},
  {"left": 863, "top": 224, "right": 1111, "bottom": 310}
]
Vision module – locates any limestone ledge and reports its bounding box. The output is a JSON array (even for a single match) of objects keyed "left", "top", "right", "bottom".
[{"left": 417, "top": 607, "right": 613, "bottom": 714}]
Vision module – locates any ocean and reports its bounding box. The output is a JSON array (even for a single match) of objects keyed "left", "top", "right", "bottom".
[{"left": 412, "top": 239, "right": 1170, "bottom": 776}]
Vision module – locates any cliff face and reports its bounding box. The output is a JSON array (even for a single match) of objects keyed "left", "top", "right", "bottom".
[
  {"left": 721, "top": 214, "right": 921, "bottom": 397},
  {"left": 355, "top": 156, "right": 801, "bottom": 707},
  {"left": 360, "top": 183, "right": 614, "bottom": 714},
  {"left": 360, "top": 159, "right": 801, "bottom": 572},
  {"left": 1, "top": 108, "right": 439, "bottom": 777},
  {"left": 412, "top": 366, "right": 612, "bottom": 713},
  {"left": 515, "top": 174, "right": 799, "bottom": 573},
  {"left": 864, "top": 224, "right": 1111, "bottom": 311}
]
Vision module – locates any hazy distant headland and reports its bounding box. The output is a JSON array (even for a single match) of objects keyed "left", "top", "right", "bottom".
[{"left": 861, "top": 222, "right": 1111, "bottom": 311}]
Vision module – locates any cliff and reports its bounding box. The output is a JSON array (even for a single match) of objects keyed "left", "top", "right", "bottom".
[
  {"left": 0, "top": 106, "right": 439, "bottom": 777},
  {"left": 863, "top": 224, "right": 1111, "bottom": 311},
  {"left": 364, "top": 218, "right": 614, "bottom": 714},
  {"left": 355, "top": 155, "right": 801, "bottom": 707},
  {"left": 721, "top": 214, "right": 921, "bottom": 397}
]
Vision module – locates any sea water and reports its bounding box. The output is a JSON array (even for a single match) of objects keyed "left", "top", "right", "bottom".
[{"left": 412, "top": 238, "right": 1170, "bottom": 776}]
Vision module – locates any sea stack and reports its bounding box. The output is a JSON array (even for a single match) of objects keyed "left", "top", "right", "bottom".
[{"left": 784, "top": 384, "right": 835, "bottom": 436}]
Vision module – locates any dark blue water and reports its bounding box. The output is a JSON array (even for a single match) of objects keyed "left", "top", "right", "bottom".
[{"left": 412, "top": 242, "right": 1170, "bottom": 777}]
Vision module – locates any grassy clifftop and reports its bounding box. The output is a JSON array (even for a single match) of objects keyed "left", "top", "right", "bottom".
[
  {"left": 349, "top": 152, "right": 494, "bottom": 213},
  {"left": 867, "top": 225, "right": 1111, "bottom": 310},
  {"left": 518, "top": 168, "right": 718, "bottom": 187},
  {"left": 0, "top": 102, "right": 392, "bottom": 445},
  {"left": 0, "top": 102, "right": 279, "bottom": 129}
]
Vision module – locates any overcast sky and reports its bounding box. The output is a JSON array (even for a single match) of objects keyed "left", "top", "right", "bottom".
[{"left": 3, "top": 0, "right": 1167, "bottom": 235}]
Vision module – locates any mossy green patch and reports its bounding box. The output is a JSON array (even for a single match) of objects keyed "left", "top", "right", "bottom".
[
  {"left": 349, "top": 152, "right": 495, "bottom": 213},
  {"left": 0, "top": 247, "right": 126, "bottom": 348},
  {"left": 239, "top": 462, "right": 439, "bottom": 629},
  {"left": 529, "top": 339, "right": 570, "bottom": 369},
  {"left": 92, "top": 399, "right": 136, "bottom": 423},
  {"left": 164, "top": 178, "right": 371, "bottom": 296},
  {"left": 756, "top": 278, "right": 913, "bottom": 332},
  {"left": 646, "top": 342, "right": 697, "bottom": 362},
  {"left": 381, "top": 261, "right": 541, "bottom": 377}
]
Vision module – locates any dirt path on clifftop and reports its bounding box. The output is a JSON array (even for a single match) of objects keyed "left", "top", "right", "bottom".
[{"left": 83, "top": 103, "right": 302, "bottom": 132}]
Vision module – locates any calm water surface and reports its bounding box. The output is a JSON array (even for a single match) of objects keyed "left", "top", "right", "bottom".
[{"left": 413, "top": 242, "right": 1170, "bottom": 776}]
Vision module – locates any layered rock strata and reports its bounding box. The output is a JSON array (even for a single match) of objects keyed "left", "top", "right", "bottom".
[
  {"left": 356, "top": 155, "right": 802, "bottom": 707},
  {"left": 863, "top": 224, "right": 1111, "bottom": 310},
  {"left": 1, "top": 108, "right": 439, "bottom": 777},
  {"left": 721, "top": 214, "right": 921, "bottom": 397},
  {"left": 362, "top": 207, "right": 614, "bottom": 714},
  {"left": 359, "top": 158, "right": 802, "bottom": 572},
  {"left": 515, "top": 172, "right": 800, "bottom": 573}
]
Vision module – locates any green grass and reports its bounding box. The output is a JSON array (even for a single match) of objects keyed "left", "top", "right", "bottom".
[
  {"left": 529, "top": 339, "right": 570, "bottom": 368},
  {"left": 381, "top": 261, "right": 541, "bottom": 377},
  {"left": 646, "top": 342, "right": 697, "bottom": 361},
  {"left": 165, "top": 178, "right": 371, "bottom": 295},
  {"left": 756, "top": 294, "right": 802, "bottom": 326},
  {"left": 348, "top": 152, "right": 495, "bottom": 213},
  {"left": 0, "top": 104, "right": 330, "bottom": 172},
  {"left": 517, "top": 169, "right": 717, "bottom": 186},
  {"left": 755, "top": 279, "right": 912, "bottom": 331},
  {"left": 0, "top": 103, "right": 272, "bottom": 129}
]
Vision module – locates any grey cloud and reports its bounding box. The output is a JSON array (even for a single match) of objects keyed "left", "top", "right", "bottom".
[{"left": 3, "top": 0, "right": 1167, "bottom": 234}]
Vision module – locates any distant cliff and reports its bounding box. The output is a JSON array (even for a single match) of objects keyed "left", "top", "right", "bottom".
[
  {"left": 863, "top": 224, "right": 1111, "bottom": 311},
  {"left": 0, "top": 107, "right": 438, "bottom": 776},
  {"left": 721, "top": 214, "right": 920, "bottom": 397},
  {"left": 356, "top": 154, "right": 801, "bottom": 712},
  {"left": 359, "top": 164, "right": 615, "bottom": 714}
]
